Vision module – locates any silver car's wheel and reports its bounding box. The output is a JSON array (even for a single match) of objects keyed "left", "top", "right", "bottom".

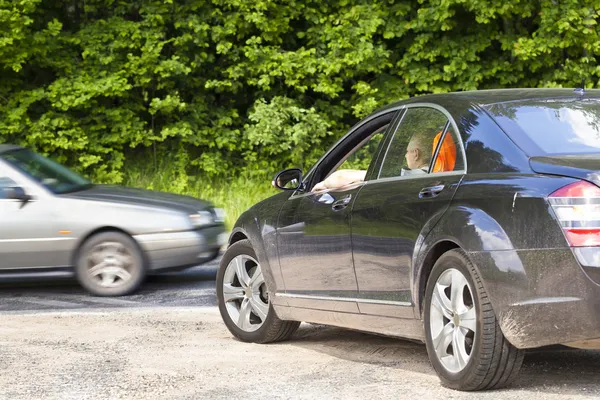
[
  {"left": 429, "top": 268, "right": 477, "bottom": 373},
  {"left": 86, "top": 242, "right": 135, "bottom": 289},
  {"left": 75, "top": 232, "right": 146, "bottom": 297},
  {"left": 216, "top": 239, "right": 300, "bottom": 343},
  {"left": 222, "top": 254, "right": 269, "bottom": 332}
]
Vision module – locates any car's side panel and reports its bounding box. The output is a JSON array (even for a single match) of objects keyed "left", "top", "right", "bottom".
[
  {"left": 412, "top": 174, "right": 589, "bottom": 347},
  {"left": 437, "top": 174, "right": 573, "bottom": 250},
  {"left": 351, "top": 173, "right": 463, "bottom": 318},
  {"left": 273, "top": 303, "right": 425, "bottom": 342},
  {"left": 0, "top": 164, "right": 66, "bottom": 269},
  {"left": 229, "top": 192, "right": 291, "bottom": 299},
  {"left": 277, "top": 186, "right": 360, "bottom": 295},
  {"left": 467, "top": 248, "right": 600, "bottom": 349}
]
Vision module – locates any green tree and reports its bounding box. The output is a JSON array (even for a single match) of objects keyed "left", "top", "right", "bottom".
[{"left": 0, "top": 0, "right": 599, "bottom": 183}]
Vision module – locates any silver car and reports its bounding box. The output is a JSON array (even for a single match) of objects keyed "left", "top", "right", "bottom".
[{"left": 0, "top": 144, "right": 227, "bottom": 296}]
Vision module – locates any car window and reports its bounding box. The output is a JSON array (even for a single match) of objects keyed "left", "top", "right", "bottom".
[
  {"left": 336, "top": 125, "right": 387, "bottom": 171},
  {"left": 309, "top": 122, "right": 390, "bottom": 192},
  {"left": 0, "top": 148, "right": 91, "bottom": 194},
  {"left": 379, "top": 108, "right": 449, "bottom": 179},
  {"left": 431, "top": 125, "right": 465, "bottom": 173},
  {"left": 486, "top": 99, "right": 600, "bottom": 155},
  {"left": 0, "top": 176, "right": 17, "bottom": 199}
]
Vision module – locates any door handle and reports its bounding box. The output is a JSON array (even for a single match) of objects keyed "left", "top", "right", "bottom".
[
  {"left": 317, "top": 193, "right": 335, "bottom": 205},
  {"left": 419, "top": 184, "right": 445, "bottom": 199},
  {"left": 331, "top": 194, "right": 352, "bottom": 211}
]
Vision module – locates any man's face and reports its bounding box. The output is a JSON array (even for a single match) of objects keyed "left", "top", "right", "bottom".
[{"left": 405, "top": 139, "right": 420, "bottom": 169}]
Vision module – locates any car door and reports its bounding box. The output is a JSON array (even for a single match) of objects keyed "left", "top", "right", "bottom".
[
  {"left": 276, "top": 110, "right": 399, "bottom": 312},
  {"left": 0, "top": 164, "right": 62, "bottom": 269},
  {"left": 350, "top": 106, "right": 467, "bottom": 318}
]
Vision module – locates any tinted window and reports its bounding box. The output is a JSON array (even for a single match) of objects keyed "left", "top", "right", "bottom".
[
  {"left": 486, "top": 99, "right": 600, "bottom": 155},
  {"left": 431, "top": 125, "right": 465, "bottom": 173},
  {"left": 1, "top": 149, "right": 91, "bottom": 194},
  {"left": 379, "top": 108, "right": 448, "bottom": 178}
]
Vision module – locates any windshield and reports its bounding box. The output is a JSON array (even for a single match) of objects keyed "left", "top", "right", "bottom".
[
  {"left": 486, "top": 98, "right": 600, "bottom": 155},
  {"left": 0, "top": 148, "right": 92, "bottom": 194}
]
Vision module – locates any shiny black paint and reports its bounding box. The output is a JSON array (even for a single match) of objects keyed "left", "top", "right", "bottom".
[
  {"left": 228, "top": 89, "right": 600, "bottom": 349},
  {"left": 454, "top": 106, "right": 531, "bottom": 174},
  {"left": 351, "top": 173, "right": 463, "bottom": 310},
  {"left": 413, "top": 174, "right": 578, "bottom": 318},
  {"left": 277, "top": 185, "right": 361, "bottom": 296},
  {"left": 228, "top": 191, "right": 291, "bottom": 296},
  {"left": 530, "top": 155, "right": 600, "bottom": 186}
]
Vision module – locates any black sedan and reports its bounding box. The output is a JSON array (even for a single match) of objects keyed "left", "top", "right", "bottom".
[{"left": 216, "top": 88, "right": 600, "bottom": 391}]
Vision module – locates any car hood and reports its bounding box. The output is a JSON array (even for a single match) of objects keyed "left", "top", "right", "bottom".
[
  {"left": 61, "top": 184, "right": 212, "bottom": 214},
  {"left": 530, "top": 155, "right": 600, "bottom": 186}
]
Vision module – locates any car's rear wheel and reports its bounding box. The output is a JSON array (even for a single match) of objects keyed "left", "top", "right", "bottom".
[
  {"left": 424, "top": 249, "right": 524, "bottom": 391},
  {"left": 75, "top": 231, "right": 146, "bottom": 297},
  {"left": 216, "top": 239, "right": 299, "bottom": 343}
]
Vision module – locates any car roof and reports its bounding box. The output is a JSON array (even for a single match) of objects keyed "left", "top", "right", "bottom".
[
  {"left": 376, "top": 88, "right": 600, "bottom": 113},
  {"left": 0, "top": 144, "right": 23, "bottom": 154}
]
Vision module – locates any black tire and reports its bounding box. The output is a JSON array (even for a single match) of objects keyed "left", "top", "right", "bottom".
[
  {"left": 424, "top": 248, "right": 524, "bottom": 391},
  {"left": 75, "top": 231, "right": 146, "bottom": 297},
  {"left": 216, "top": 239, "right": 300, "bottom": 344}
]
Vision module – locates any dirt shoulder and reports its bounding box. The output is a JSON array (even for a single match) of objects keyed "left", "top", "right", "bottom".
[{"left": 0, "top": 307, "right": 598, "bottom": 399}]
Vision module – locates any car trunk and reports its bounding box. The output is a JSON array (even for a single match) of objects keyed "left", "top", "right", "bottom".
[{"left": 530, "top": 155, "right": 600, "bottom": 186}]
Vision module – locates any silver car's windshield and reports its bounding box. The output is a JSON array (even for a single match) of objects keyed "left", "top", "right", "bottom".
[{"left": 1, "top": 148, "right": 92, "bottom": 194}]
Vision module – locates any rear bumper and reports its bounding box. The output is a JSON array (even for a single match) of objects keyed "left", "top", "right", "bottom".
[
  {"left": 470, "top": 248, "right": 600, "bottom": 349},
  {"left": 135, "top": 225, "right": 227, "bottom": 271}
]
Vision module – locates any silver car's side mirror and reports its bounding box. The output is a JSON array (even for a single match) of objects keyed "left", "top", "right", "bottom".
[{"left": 3, "top": 186, "right": 32, "bottom": 207}]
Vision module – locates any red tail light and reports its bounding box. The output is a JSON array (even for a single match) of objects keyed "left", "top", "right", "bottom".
[{"left": 549, "top": 181, "right": 600, "bottom": 247}]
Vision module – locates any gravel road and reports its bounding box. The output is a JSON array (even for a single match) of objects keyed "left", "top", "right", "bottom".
[
  {"left": 1, "top": 307, "right": 600, "bottom": 399},
  {"left": 1, "top": 260, "right": 600, "bottom": 399}
]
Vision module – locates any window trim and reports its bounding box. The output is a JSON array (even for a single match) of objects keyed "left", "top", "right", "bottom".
[
  {"left": 289, "top": 108, "right": 402, "bottom": 200},
  {"left": 375, "top": 103, "right": 467, "bottom": 182}
]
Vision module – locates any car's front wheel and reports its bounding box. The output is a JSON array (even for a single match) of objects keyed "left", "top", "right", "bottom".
[
  {"left": 216, "top": 239, "right": 300, "bottom": 343},
  {"left": 424, "top": 249, "right": 524, "bottom": 391},
  {"left": 75, "top": 231, "right": 146, "bottom": 297}
]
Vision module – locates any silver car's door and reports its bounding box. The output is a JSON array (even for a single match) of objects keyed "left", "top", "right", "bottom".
[{"left": 0, "top": 165, "right": 64, "bottom": 269}]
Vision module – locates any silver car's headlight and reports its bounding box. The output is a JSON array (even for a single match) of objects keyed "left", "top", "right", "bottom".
[{"left": 189, "top": 211, "right": 214, "bottom": 228}]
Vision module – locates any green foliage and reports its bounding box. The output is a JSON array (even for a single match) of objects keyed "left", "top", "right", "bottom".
[
  {"left": 1, "top": 0, "right": 600, "bottom": 186},
  {"left": 123, "top": 156, "right": 277, "bottom": 230}
]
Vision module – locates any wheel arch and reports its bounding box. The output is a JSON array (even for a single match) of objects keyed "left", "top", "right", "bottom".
[
  {"left": 414, "top": 239, "right": 461, "bottom": 317},
  {"left": 228, "top": 229, "right": 249, "bottom": 246}
]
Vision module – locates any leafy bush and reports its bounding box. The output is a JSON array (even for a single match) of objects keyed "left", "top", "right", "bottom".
[{"left": 1, "top": 0, "right": 599, "bottom": 184}]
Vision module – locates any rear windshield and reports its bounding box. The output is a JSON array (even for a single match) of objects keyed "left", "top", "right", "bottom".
[{"left": 485, "top": 98, "right": 600, "bottom": 155}]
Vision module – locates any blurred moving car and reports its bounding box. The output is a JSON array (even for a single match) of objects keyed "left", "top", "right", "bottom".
[
  {"left": 216, "top": 88, "right": 600, "bottom": 391},
  {"left": 0, "top": 145, "right": 227, "bottom": 296}
]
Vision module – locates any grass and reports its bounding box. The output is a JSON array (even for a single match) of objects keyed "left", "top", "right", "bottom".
[{"left": 122, "top": 161, "right": 278, "bottom": 231}]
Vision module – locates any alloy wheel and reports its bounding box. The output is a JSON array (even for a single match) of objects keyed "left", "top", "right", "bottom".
[
  {"left": 86, "top": 241, "right": 134, "bottom": 288},
  {"left": 429, "top": 268, "right": 477, "bottom": 373},
  {"left": 222, "top": 254, "right": 269, "bottom": 332}
]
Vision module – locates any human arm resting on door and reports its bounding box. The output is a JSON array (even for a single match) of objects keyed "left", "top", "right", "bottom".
[{"left": 312, "top": 169, "right": 367, "bottom": 192}]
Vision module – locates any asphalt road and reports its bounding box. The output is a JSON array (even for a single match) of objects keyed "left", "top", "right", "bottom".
[
  {"left": 2, "top": 256, "right": 600, "bottom": 399},
  {"left": 0, "top": 258, "right": 220, "bottom": 314}
]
